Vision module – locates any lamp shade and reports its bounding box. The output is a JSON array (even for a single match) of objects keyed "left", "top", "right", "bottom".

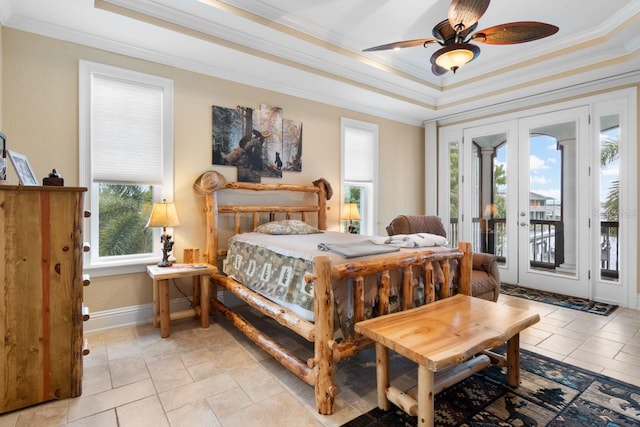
[
  {"left": 432, "top": 43, "right": 480, "bottom": 73},
  {"left": 146, "top": 200, "right": 180, "bottom": 228},
  {"left": 340, "top": 203, "right": 361, "bottom": 221},
  {"left": 483, "top": 203, "right": 497, "bottom": 218}
]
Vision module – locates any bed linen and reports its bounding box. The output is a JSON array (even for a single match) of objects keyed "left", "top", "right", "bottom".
[{"left": 222, "top": 231, "right": 452, "bottom": 327}]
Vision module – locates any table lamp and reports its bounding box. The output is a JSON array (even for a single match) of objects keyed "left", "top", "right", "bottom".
[
  {"left": 340, "top": 203, "right": 361, "bottom": 234},
  {"left": 146, "top": 199, "right": 180, "bottom": 267}
]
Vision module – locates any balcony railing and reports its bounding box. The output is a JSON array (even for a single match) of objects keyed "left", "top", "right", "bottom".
[
  {"left": 600, "top": 221, "right": 619, "bottom": 279},
  {"left": 449, "top": 218, "right": 619, "bottom": 279}
]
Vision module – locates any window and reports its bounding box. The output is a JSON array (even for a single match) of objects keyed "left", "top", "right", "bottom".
[
  {"left": 341, "top": 118, "right": 378, "bottom": 235},
  {"left": 79, "top": 61, "right": 174, "bottom": 276}
]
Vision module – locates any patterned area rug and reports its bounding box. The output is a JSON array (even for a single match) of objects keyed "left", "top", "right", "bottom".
[
  {"left": 342, "top": 349, "right": 640, "bottom": 426},
  {"left": 500, "top": 283, "right": 618, "bottom": 316}
]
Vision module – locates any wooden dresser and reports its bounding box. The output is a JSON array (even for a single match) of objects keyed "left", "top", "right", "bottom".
[{"left": 0, "top": 185, "right": 88, "bottom": 413}]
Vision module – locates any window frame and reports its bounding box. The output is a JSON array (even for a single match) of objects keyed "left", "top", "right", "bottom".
[
  {"left": 79, "top": 60, "right": 174, "bottom": 276},
  {"left": 341, "top": 118, "right": 378, "bottom": 235}
]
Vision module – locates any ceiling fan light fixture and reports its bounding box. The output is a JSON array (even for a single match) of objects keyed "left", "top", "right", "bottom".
[
  {"left": 363, "top": 0, "right": 559, "bottom": 76},
  {"left": 433, "top": 43, "right": 480, "bottom": 73}
]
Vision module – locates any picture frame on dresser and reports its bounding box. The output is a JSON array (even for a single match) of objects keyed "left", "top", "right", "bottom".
[{"left": 8, "top": 150, "right": 38, "bottom": 185}]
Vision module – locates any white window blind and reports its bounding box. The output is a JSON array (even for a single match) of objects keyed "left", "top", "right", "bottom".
[
  {"left": 341, "top": 118, "right": 378, "bottom": 236},
  {"left": 92, "top": 75, "right": 163, "bottom": 184},
  {"left": 344, "top": 127, "right": 374, "bottom": 181},
  {"left": 80, "top": 60, "right": 174, "bottom": 276}
]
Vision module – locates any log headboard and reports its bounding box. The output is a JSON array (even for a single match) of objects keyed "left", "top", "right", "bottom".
[{"left": 196, "top": 174, "right": 331, "bottom": 266}]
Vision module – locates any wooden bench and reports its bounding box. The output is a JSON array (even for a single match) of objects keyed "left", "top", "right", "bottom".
[{"left": 354, "top": 294, "right": 540, "bottom": 427}]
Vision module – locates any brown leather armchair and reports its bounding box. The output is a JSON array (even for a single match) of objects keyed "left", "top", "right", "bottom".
[{"left": 386, "top": 215, "right": 500, "bottom": 302}]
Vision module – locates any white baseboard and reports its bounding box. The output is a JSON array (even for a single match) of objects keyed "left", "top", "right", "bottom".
[
  {"left": 83, "top": 297, "right": 193, "bottom": 334},
  {"left": 84, "top": 290, "right": 227, "bottom": 334}
]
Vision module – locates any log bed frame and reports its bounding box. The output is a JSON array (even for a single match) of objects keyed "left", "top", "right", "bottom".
[{"left": 198, "top": 178, "right": 472, "bottom": 415}]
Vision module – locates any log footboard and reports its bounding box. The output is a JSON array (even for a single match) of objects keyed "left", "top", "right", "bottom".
[{"left": 209, "top": 244, "right": 472, "bottom": 415}]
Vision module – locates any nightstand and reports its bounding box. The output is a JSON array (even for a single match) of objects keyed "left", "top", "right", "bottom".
[{"left": 146, "top": 263, "right": 217, "bottom": 338}]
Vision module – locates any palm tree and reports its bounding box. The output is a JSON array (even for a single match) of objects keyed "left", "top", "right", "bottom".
[
  {"left": 449, "top": 147, "right": 459, "bottom": 218},
  {"left": 99, "top": 184, "right": 154, "bottom": 256},
  {"left": 493, "top": 163, "right": 507, "bottom": 218},
  {"left": 600, "top": 137, "right": 619, "bottom": 221}
]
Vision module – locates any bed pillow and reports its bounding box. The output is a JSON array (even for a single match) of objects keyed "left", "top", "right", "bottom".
[{"left": 254, "top": 219, "right": 322, "bottom": 235}]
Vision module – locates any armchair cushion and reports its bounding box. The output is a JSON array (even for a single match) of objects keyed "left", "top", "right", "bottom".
[
  {"left": 385, "top": 215, "right": 447, "bottom": 238},
  {"left": 470, "top": 269, "right": 500, "bottom": 301},
  {"left": 472, "top": 252, "right": 498, "bottom": 275}
]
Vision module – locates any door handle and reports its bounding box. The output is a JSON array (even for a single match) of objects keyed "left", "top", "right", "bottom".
[{"left": 520, "top": 222, "right": 528, "bottom": 227}]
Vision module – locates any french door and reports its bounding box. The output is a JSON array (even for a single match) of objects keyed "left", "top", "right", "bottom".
[
  {"left": 516, "top": 108, "right": 590, "bottom": 296},
  {"left": 438, "top": 89, "right": 637, "bottom": 307},
  {"left": 456, "top": 107, "right": 589, "bottom": 297}
]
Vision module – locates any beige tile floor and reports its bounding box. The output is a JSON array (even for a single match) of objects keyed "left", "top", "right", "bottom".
[{"left": 1, "top": 294, "right": 640, "bottom": 427}]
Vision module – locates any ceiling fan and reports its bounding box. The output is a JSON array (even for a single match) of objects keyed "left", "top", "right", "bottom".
[{"left": 363, "top": 0, "right": 559, "bottom": 75}]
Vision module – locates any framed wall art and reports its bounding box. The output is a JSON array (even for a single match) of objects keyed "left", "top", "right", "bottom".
[
  {"left": 212, "top": 103, "right": 303, "bottom": 182},
  {"left": 9, "top": 150, "right": 38, "bottom": 185}
]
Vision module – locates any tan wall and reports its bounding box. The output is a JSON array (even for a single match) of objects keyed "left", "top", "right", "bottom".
[{"left": 1, "top": 28, "right": 425, "bottom": 311}]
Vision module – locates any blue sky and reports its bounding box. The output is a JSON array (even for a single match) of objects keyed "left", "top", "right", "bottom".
[
  {"left": 529, "top": 135, "right": 561, "bottom": 202},
  {"left": 494, "top": 130, "right": 619, "bottom": 213}
]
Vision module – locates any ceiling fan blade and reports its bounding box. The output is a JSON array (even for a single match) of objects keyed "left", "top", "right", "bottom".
[
  {"left": 431, "top": 63, "right": 449, "bottom": 76},
  {"left": 448, "top": 0, "right": 490, "bottom": 31},
  {"left": 471, "top": 22, "right": 559, "bottom": 44},
  {"left": 363, "top": 38, "right": 437, "bottom": 52}
]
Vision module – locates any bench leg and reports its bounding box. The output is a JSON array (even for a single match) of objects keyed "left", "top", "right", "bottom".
[
  {"left": 506, "top": 333, "right": 521, "bottom": 387},
  {"left": 375, "top": 342, "right": 390, "bottom": 411},
  {"left": 417, "top": 364, "right": 434, "bottom": 427}
]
